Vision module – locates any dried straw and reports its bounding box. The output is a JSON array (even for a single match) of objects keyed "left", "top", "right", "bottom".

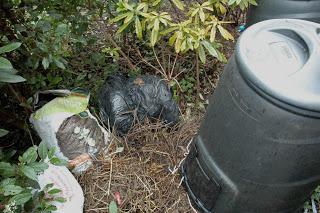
[{"left": 78, "top": 115, "right": 202, "bottom": 213}]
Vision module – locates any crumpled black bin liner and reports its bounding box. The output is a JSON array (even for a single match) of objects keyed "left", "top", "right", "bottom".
[{"left": 98, "top": 74, "right": 180, "bottom": 134}]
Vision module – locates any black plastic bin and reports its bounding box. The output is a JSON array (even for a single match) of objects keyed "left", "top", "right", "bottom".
[
  {"left": 182, "top": 19, "right": 320, "bottom": 213},
  {"left": 247, "top": 0, "right": 320, "bottom": 26}
]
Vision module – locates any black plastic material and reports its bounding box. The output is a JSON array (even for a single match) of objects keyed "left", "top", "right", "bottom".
[
  {"left": 246, "top": 0, "right": 320, "bottom": 26},
  {"left": 182, "top": 55, "right": 320, "bottom": 212},
  {"left": 182, "top": 145, "right": 221, "bottom": 212},
  {"left": 98, "top": 74, "right": 179, "bottom": 134}
]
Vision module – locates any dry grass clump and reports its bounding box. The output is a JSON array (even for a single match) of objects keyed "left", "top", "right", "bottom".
[{"left": 78, "top": 115, "right": 202, "bottom": 213}]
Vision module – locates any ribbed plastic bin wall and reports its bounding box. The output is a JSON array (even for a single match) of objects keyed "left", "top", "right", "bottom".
[{"left": 182, "top": 19, "right": 320, "bottom": 213}]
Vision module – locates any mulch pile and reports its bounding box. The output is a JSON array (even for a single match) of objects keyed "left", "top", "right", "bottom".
[{"left": 78, "top": 115, "right": 202, "bottom": 212}]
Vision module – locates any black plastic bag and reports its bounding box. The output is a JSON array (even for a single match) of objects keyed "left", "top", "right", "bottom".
[{"left": 98, "top": 74, "right": 180, "bottom": 134}]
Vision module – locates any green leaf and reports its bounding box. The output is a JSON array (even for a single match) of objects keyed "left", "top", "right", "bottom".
[
  {"left": 210, "top": 25, "right": 217, "bottom": 42},
  {"left": 56, "top": 23, "right": 68, "bottom": 36},
  {"left": 116, "top": 20, "right": 132, "bottom": 34},
  {"left": 123, "top": 2, "right": 134, "bottom": 10},
  {"left": 150, "top": 28, "right": 159, "bottom": 46},
  {"left": 199, "top": 8, "right": 205, "bottom": 23},
  {"left": 47, "top": 147, "right": 56, "bottom": 159},
  {"left": 32, "top": 59, "right": 39, "bottom": 70},
  {"left": 45, "top": 205, "right": 58, "bottom": 211},
  {"left": 36, "top": 41, "right": 49, "bottom": 53},
  {"left": 123, "top": 12, "right": 134, "bottom": 24},
  {"left": 28, "top": 162, "right": 48, "bottom": 173},
  {"left": 53, "top": 58, "right": 66, "bottom": 70},
  {"left": 0, "top": 67, "right": 17, "bottom": 74},
  {"left": 187, "top": 38, "right": 194, "bottom": 50},
  {"left": 112, "top": 12, "right": 132, "bottom": 23},
  {"left": 175, "top": 37, "right": 182, "bottom": 53},
  {"left": 191, "top": 8, "right": 199, "bottom": 17},
  {"left": 0, "top": 57, "right": 13, "bottom": 70},
  {"left": 55, "top": 197, "right": 66, "bottom": 203},
  {"left": 44, "top": 183, "right": 54, "bottom": 190},
  {"left": 0, "top": 178, "right": 16, "bottom": 186},
  {"left": 248, "top": 0, "right": 258, "bottom": 6},
  {"left": 169, "top": 32, "right": 178, "bottom": 46},
  {"left": 202, "top": 40, "right": 218, "bottom": 58},
  {"left": 50, "top": 157, "right": 68, "bottom": 166},
  {"left": 217, "top": 50, "right": 227, "bottom": 62},
  {"left": 38, "top": 142, "right": 48, "bottom": 160},
  {"left": 3, "top": 185, "right": 24, "bottom": 196},
  {"left": 172, "top": 0, "right": 185, "bottom": 10},
  {"left": 161, "top": 27, "right": 177, "bottom": 35},
  {"left": 21, "top": 146, "right": 38, "bottom": 164},
  {"left": 0, "top": 72, "right": 25, "bottom": 83},
  {"left": 217, "top": 25, "right": 234, "bottom": 41},
  {"left": 42, "top": 57, "right": 49, "bottom": 70},
  {"left": 50, "top": 76, "right": 63, "bottom": 85},
  {"left": 0, "top": 42, "right": 21, "bottom": 54},
  {"left": 37, "top": 20, "right": 52, "bottom": 32},
  {"left": 180, "top": 39, "right": 187, "bottom": 52},
  {"left": 135, "top": 17, "right": 143, "bottom": 39},
  {"left": 218, "top": 3, "right": 227, "bottom": 14},
  {"left": 136, "top": 2, "right": 147, "bottom": 11},
  {"left": 202, "top": 1, "right": 211, "bottom": 7},
  {"left": 0, "top": 162, "right": 16, "bottom": 177},
  {"left": 154, "top": 19, "right": 160, "bottom": 31},
  {"left": 139, "top": 12, "right": 151, "bottom": 18},
  {"left": 203, "top": 6, "right": 214, "bottom": 12},
  {"left": 20, "top": 165, "right": 38, "bottom": 181},
  {"left": 228, "top": 0, "right": 237, "bottom": 5},
  {"left": 159, "top": 17, "right": 169, "bottom": 26},
  {"left": 198, "top": 44, "right": 206, "bottom": 64},
  {"left": 50, "top": 157, "right": 61, "bottom": 165},
  {"left": 152, "top": 0, "right": 162, "bottom": 6},
  {"left": 0, "top": 128, "right": 9, "bottom": 137},
  {"left": 48, "top": 188, "right": 62, "bottom": 195},
  {"left": 109, "top": 200, "right": 118, "bottom": 213},
  {"left": 10, "top": 192, "right": 32, "bottom": 205}
]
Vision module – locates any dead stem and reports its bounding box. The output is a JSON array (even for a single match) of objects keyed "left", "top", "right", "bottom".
[
  {"left": 195, "top": 54, "right": 200, "bottom": 97},
  {"left": 170, "top": 53, "right": 178, "bottom": 79},
  {"left": 152, "top": 47, "right": 167, "bottom": 78},
  {"left": 106, "top": 34, "right": 136, "bottom": 71},
  {"left": 134, "top": 45, "right": 163, "bottom": 75},
  {"left": 107, "top": 156, "right": 114, "bottom": 196}
]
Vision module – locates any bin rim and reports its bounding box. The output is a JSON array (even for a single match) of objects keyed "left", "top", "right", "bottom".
[{"left": 236, "top": 19, "right": 320, "bottom": 112}]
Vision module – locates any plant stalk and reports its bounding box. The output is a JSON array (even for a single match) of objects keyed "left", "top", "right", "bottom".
[
  {"left": 106, "top": 34, "right": 136, "bottom": 71},
  {"left": 195, "top": 54, "right": 200, "bottom": 97}
]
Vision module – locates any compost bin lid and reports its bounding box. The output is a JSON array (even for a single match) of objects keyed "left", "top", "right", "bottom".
[{"left": 236, "top": 19, "right": 320, "bottom": 112}]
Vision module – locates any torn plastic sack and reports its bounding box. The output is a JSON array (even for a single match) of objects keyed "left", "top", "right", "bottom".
[
  {"left": 38, "top": 163, "right": 84, "bottom": 213},
  {"left": 30, "top": 89, "right": 111, "bottom": 173},
  {"left": 98, "top": 74, "right": 180, "bottom": 134}
]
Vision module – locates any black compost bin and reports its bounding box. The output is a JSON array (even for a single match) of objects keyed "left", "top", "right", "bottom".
[
  {"left": 182, "top": 19, "right": 320, "bottom": 213},
  {"left": 247, "top": 0, "right": 320, "bottom": 26}
]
